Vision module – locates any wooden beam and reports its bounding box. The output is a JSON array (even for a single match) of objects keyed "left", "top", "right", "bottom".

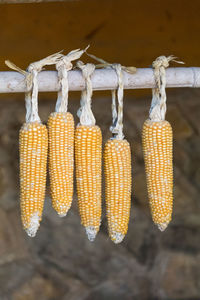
[
  {"left": 0, "top": 0, "right": 75, "bottom": 3},
  {"left": 0, "top": 67, "right": 199, "bottom": 94}
]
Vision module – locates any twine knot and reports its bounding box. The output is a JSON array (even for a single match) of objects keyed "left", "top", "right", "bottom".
[
  {"left": 152, "top": 56, "right": 169, "bottom": 69},
  {"left": 27, "top": 63, "right": 43, "bottom": 73},
  {"left": 56, "top": 48, "right": 87, "bottom": 72},
  {"left": 56, "top": 58, "right": 72, "bottom": 71},
  {"left": 77, "top": 61, "right": 95, "bottom": 79},
  {"left": 149, "top": 55, "right": 184, "bottom": 121},
  {"left": 152, "top": 55, "right": 184, "bottom": 71}
]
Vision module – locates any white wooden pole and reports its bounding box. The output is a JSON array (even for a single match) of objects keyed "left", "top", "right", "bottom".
[{"left": 0, "top": 67, "right": 200, "bottom": 93}]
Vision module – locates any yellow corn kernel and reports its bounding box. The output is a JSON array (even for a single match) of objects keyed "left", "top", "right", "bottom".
[
  {"left": 19, "top": 121, "right": 48, "bottom": 237},
  {"left": 48, "top": 112, "right": 74, "bottom": 217},
  {"left": 142, "top": 119, "right": 173, "bottom": 231},
  {"left": 104, "top": 139, "right": 132, "bottom": 243},
  {"left": 75, "top": 125, "right": 102, "bottom": 241}
]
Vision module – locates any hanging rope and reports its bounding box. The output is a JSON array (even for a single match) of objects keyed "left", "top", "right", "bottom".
[
  {"left": 55, "top": 48, "right": 88, "bottom": 113},
  {"left": 149, "top": 55, "right": 184, "bottom": 121},
  {"left": 5, "top": 52, "right": 63, "bottom": 123},
  {"left": 76, "top": 61, "right": 96, "bottom": 126},
  {"left": 77, "top": 90, "right": 87, "bottom": 120},
  {"left": 84, "top": 53, "right": 136, "bottom": 140},
  {"left": 5, "top": 60, "right": 33, "bottom": 122},
  {"left": 110, "top": 64, "right": 124, "bottom": 140},
  {"left": 110, "top": 89, "right": 118, "bottom": 132}
]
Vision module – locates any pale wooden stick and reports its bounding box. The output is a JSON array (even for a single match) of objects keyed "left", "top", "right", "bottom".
[
  {"left": 0, "top": 0, "right": 69, "bottom": 3},
  {"left": 0, "top": 67, "right": 200, "bottom": 93}
]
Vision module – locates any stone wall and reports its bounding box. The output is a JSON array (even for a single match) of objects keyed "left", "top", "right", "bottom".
[{"left": 0, "top": 88, "right": 199, "bottom": 300}]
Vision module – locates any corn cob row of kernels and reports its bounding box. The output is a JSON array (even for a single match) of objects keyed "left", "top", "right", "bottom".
[
  {"left": 104, "top": 139, "right": 132, "bottom": 243},
  {"left": 19, "top": 114, "right": 174, "bottom": 237},
  {"left": 48, "top": 112, "right": 74, "bottom": 217},
  {"left": 142, "top": 119, "right": 173, "bottom": 231},
  {"left": 75, "top": 124, "right": 102, "bottom": 241},
  {"left": 19, "top": 121, "right": 48, "bottom": 237}
]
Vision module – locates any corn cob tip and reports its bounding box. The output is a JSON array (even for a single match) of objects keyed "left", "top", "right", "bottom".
[
  {"left": 157, "top": 222, "right": 169, "bottom": 232},
  {"left": 25, "top": 212, "right": 40, "bottom": 237},
  {"left": 85, "top": 226, "right": 97, "bottom": 242},
  {"left": 56, "top": 203, "right": 72, "bottom": 217},
  {"left": 58, "top": 212, "right": 67, "bottom": 218},
  {"left": 110, "top": 232, "right": 125, "bottom": 244}
]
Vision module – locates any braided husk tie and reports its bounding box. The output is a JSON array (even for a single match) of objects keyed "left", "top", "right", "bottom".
[
  {"left": 110, "top": 90, "right": 118, "bottom": 132},
  {"left": 76, "top": 61, "right": 96, "bottom": 126},
  {"left": 55, "top": 48, "right": 87, "bottom": 113},
  {"left": 84, "top": 53, "right": 135, "bottom": 140},
  {"left": 110, "top": 64, "right": 124, "bottom": 140},
  {"left": 5, "top": 52, "right": 64, "bottom": 123},
  {"left": 149, "top": 55, "right": 184, "bottom": 121}
]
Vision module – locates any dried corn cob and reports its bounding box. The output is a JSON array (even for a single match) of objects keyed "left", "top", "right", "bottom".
[
  {"left": 142, "top": 119, "right": 173, "bottom": 231},
  {"left": 75, "top": 124, "right": 102, "bottom": 241},
  {"left": 13, "top": 52, "right": 63, "bottom": 236},
  {"left": 141, "top": 55, "right": 178, "bottom": 231},
  {"left": 104, "top": 138, "right": 131, "bottom": 243},
  {"left": 19, "top": 121, "right": 48, "bottom": 237},
  {"left": 47, "top": 49, "right": 85, "bottom": 216},
  {"left": 102, "top": 63, "right": 132, "bottom": 243},
  {"left": 75, "top": 62, "right": 102, "bottom": 241},
  {"left": 48, "top": 112, "right": 74, "bottom": 216}
]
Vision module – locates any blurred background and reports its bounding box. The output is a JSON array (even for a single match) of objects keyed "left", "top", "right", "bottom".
[{"left": 0, "top": 0, "right": 200, "bottom": 299}]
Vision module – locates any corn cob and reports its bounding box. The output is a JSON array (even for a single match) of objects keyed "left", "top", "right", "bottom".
[
  {"left": 47, "top": 112, "right": 74, "bottom": 216},
  {"left": 19, "top": 121, "right": 48, "bottom": 237},
  {"left": 142, "top": 119, "right": 173, "bottom": 231},
  {"left": 75, "top": 124, "right": 102, "bottom": 241},
  {"left": 104, "top": 139, "right": 132, "bottom": 243}
]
